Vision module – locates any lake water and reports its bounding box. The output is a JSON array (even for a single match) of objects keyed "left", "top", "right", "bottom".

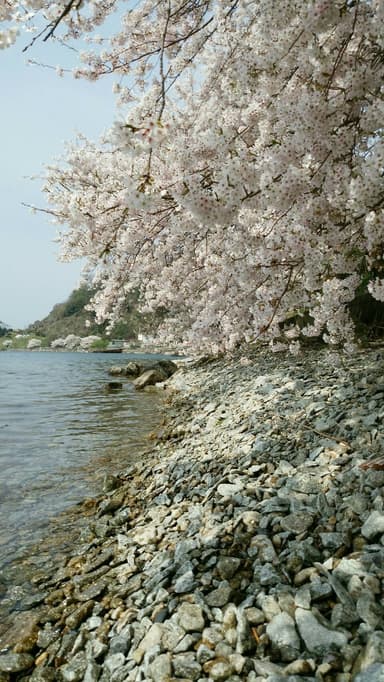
[{"left": 0, "top": 350, "right": 166, "bottom": 580}]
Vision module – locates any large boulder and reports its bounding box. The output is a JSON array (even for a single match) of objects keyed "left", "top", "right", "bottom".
[
  {"left": 108, "top": 362, "right": 143, "bottom": 377},
  {"left": 154, "top": 359, "right": 178, "bottom": 378},
  {"left": 124, "top": 361, "right": 143, "bottom": 377},
  {"left": 132, "top": 360, "right": 178, "bottom": 389},
  {"left": 133, "top": 368, "right": 168, "bottom": 390},
  {"left": 108, "top": 359, "right": 178, "bottom": 381}
]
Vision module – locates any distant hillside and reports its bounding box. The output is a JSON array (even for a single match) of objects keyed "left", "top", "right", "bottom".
[{"left": 26, "top": 286, "right": 164, "bottom": 344}]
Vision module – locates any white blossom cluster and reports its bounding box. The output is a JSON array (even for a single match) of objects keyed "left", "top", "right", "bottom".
[
  {"left": 0, "top": 26, "right": 18, "bottom": 49},
  {"left": 3, "top": 0, "right": 384, "bottom": 351}
]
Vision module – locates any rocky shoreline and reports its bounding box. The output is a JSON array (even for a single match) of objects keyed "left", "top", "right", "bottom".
[{"left": 1, "top": 344, "right": 384, "bottom": 681}]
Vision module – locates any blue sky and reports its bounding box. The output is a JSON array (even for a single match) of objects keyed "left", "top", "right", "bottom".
[{"left": 0, "top": 34, "right": 117, "bottom": 329}]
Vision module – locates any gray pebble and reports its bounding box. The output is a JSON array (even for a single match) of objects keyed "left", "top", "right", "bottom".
[{"left": 266, "top": 612, "right": 301, "bottom": 662}]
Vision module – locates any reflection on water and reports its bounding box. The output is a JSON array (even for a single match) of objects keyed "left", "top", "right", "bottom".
[{"left": 0, "top": 350, "right": 164, "bottom": 569}]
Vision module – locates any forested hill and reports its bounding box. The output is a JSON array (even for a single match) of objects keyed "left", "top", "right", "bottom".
[
  {"left": 26, "top": 286, "right": 162, "bottom": 345},
  {"left": 0, "top": 321, "right": 11, "bottom": 336}
]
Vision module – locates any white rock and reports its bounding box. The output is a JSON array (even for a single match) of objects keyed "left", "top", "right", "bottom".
[
  {"left": 131, "top": 523, "right": 159, "bottom": 546},
  {"left": 104, "top": 653, "right": 125, "bottom": 673},
  {"left": 205, "top": 659, "right": 235, "bottom": 680},
  {"left": 266, "top": 612, "right": 301, "bottom": 662},
  {"left": 148, "top": 653, "right": 172, "bottom": 682},
  {"left": 334, "top": 557, "right": 369, "bottom": 578},
  {"left": 361, "top": 511, "right": 384, "bottom": 539},
  {"left": 217, "top": 483, "right": 244, "bottom": 497},
  {"left": 177, "top": 602, "right": 205, "bottom": 632},
  {"left": 295, "top": 608, "right": 348, "bottom": 655},
  {"left": 130, "top": 624, "right": 163, "bottom": 663},
  {"left": 162, "top": 622, "right": 185, "bottom": 650}
]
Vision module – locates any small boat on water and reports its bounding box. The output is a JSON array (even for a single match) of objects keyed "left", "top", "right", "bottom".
[
  {"left": 91, "top": 340, "right": 124, "bottom": 353},
  {"left": 98, "top": 347, "right": 123, "bottom": 353}
]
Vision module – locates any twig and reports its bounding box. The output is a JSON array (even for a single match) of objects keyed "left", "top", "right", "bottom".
[
  {"left": 301, "top": 422, "right": 350, "bottom": 447},
  {"left": 359, "top": 457, "right": 384, "bottom": 471}
]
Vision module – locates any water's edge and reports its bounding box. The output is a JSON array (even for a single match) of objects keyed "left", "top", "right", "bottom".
[{"left": 0, "top": 350, "right": 173, "bottom": 624}]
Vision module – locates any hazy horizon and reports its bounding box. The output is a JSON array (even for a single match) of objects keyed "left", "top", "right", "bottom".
[{"left": 1, "top": 31, "right": 117, "bottom": 329}]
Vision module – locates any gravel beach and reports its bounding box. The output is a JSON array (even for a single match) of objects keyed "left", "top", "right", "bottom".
[{"left": 1, "top": 344, "right": 384, "bottom": 681}]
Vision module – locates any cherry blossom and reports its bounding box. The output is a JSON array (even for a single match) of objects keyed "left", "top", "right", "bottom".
[{"left": 2, "top": 0, "right": 384, "bottom": 351}]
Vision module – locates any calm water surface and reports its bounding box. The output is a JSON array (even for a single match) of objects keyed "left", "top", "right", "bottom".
[{"left": 0, "top": 350, "right": 165, "bottom": 572}]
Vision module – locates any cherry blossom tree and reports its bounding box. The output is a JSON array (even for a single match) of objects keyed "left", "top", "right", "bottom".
[{"left": 2, "top": 1, "right": 384, "bottom": 351}]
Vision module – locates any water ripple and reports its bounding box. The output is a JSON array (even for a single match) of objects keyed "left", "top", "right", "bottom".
[{"left": 0, "top": 350, "right": 164, "bottom": 569}]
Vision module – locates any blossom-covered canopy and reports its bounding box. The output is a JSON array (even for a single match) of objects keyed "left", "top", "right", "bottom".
[{"left": 2, "top": 1, "right": 384, "bottom": 351}]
